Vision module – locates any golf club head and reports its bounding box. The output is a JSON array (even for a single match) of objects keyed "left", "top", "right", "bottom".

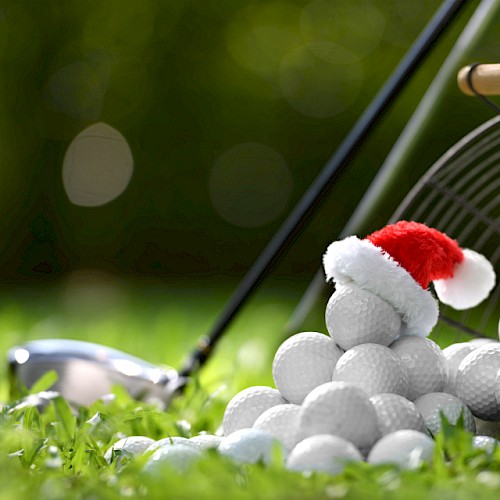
[
  {"left": 7, "top": 390, "right": 62, "bottom": 415},
  {"left": 8, "top": 339, "right": 187, "bottom": 408}
]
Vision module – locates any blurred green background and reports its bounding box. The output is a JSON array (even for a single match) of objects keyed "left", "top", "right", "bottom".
[{"left": 0, "top": 0, "right": 497, "bottom": 286}]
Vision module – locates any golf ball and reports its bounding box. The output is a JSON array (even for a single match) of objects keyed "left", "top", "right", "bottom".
[
  {"left": 223, "top": 386, "right": 287, "bottom": 436},
  {"left": 455, "top": 344, "right": 500, "bottom": 420},
  {"left": 472, "top": 435, "right": 498, "bottom": 454},
  {"left": 367, "top": 430, "right": 435, "bottom": 469},
  {"left": 468, "top": 338, "right": 498, "bottom": 347},
  {"left": 286, "top": 434, "right": 362, "bottom": 475},
  {"left": 253, "top": 404, "right": 303, "bottom": 451},
  {"left": 495, "top": 368, "right": 500, "bottom": 408},
  {"left": 189, "top": 434, "right": 222, "bottom": 450},
  {"left": 144, "top": 443, "right": 202, "bottom": 474},
  {"left": 299, "top": 381, "right": 380, "bottom": 453},
  {"left": 332, "top": 343, "right": 409, "bottom": 397},
  {"left": 272, "top": 332, "right": 343, "bottom": 404},
  {"left": 369, "top": 393, "right": 425, "bottom": 436},
  {"left": 146, "top": 436, "right": 200, "bottom": 453},
  {"left": 442, "top": 343, "right": 476, "bottom": 396},
  {"left": 391, "top": 336, "right": 447, "bottom": 400},
  {"left": 218, "top": 428, "right": 284, "bottom": 465},
  {"left": 325, "top": 284, "right": 401, "bottom": 350},
  {"left": 413, "top": 392, "right": 475, "bottom": 435},
  {"left": 105, "top": 436, "right": 156, "bottom": 464}
]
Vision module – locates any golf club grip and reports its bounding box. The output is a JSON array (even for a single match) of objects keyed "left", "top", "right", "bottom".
[{"left": 458, "top": 64, "right": 500, "bottom": 96}]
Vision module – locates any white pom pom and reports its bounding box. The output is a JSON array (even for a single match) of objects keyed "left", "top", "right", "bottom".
[{"left": 433, "top": 249, "right": 496, "bottom": 310}]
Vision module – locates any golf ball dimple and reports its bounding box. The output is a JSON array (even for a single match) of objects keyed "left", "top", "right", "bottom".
[
  {"left": 253, "top": 404, "right": 303, "bottom": 451},
  {"left": 369, "top": 393, "right": 425, "bottom": 436},
  {"left": 442, "top": 343, "right": 477, "bottom": 396},
  {"left": 413, "top": 392, "right": 475, "bottom": 435},
  {"left": 272, "top": 332, "right": 343, "bottom": 404},
  {"left": 299, "top": 381, "right": 380, "bottom": 453},
  {"left": 218, "top": 428, "right": 284, "bottom": 465},
  {"left": 455, "top": 344, "right": 500, "bottom": 421},
  {"left": 367, "top": 430, "right": 435, "bottom": 469},
  {"left": 286, "top": 434, "right": 362, "bottom": 475},
  {"left": 325, "top": 284, "right": 401, "bottom": 350},
  {"left": 104, "top": 436, "right": 156, "bottom": 464},
  {"left": 391, "top": 336, "right": 447, "bottom": 401},
  {"left": 223, "top": 386, "right": 287, "bottom": 436},
  {"left": 332, "top": 343, "right": 409, "bottom": 397}
]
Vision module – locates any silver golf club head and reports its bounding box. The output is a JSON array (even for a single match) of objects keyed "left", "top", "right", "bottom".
[
  {"left": 8, "top": 339, "right": 187, "bottom": 408},
  {"left": 7, "top": 390, "right": 62, "bottom": 414}
]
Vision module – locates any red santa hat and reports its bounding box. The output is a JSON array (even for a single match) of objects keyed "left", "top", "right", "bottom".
[{"left": 323, "top": 221, "right": 496, "bottom": 337}]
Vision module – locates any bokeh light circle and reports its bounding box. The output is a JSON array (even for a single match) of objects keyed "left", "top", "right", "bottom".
[
  {"left": 225, "top": 2, "right": 302, "bottom": 79},
  {"left": 209, "top": 143, "right": 293, "bottom": 228},
  {"left": 46, "top": 61, "right": 106, "bottom": 121},
  {"left": 300, "top": 0, "right": 385, "bottom": 62},
  {"left": 63, "top": 122, "right": 134, "bottom": 207},
  {"left": 280, "top": 43, "right": 363, "bottom": 118}
]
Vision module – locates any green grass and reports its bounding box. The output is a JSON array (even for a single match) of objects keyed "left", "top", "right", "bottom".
[{"left": 0, "top": 280, "right": 499, "bottom": 499}]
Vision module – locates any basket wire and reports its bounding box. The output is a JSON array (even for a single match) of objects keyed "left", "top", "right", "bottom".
[{"left": 388, "top": 115, "right": 500, "bottom": 345}]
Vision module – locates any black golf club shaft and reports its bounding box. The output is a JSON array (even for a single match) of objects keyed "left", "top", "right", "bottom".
[{"left": 179, "top": 0, "right": 468, "bottom": 378}]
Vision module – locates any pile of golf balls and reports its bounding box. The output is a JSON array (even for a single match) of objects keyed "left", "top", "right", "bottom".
[
  {"left": 111, "top": 327, "right": 500, "bottom": 476},
  {"left": 107, "top": 283, "right": 499, "bottom": 475},
  {"left": 211, "top": 292, "right": 500, "bottom": 474},
  {"left": 213, "top": 333, "right": 499, "bottom": 473}
]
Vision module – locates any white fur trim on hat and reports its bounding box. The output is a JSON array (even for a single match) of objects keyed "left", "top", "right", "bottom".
[
  {"left": 323, "top": 236, "right": 438, "bottom": 337},
  {"left": 433, "top": 249, "right": 496, "bottom": 310}
]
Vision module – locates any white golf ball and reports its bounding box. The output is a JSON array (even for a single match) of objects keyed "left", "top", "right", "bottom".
[
  {"left": 468, "top": 338, "right": 498, "bottom": 347},
  {"left": 144, "top": 443, "right": 202, "bottom": 473},
  {"left": 442, "top": 343, "right": 477, "bottom": 396},
  {"left": 367, "top": 430, "right": 435, "bottom": 469},
  {"left": 104, "top": 436, "right": 156, "bottom": 464},
  {"left": 223, "top": 386, "right": 287, "bottom": 436},
  {"left": 369, "top": 393, "right": 425, "bottom": 436},
  {"left": 146, "top": 436, "right": 200, "bottom": 453},
  {"left": 286, "top": 434, "right": 362, "bottom": 475},
  {"left": 391, "top": 336, "right": 447, "bottom": 400},
  {"left": 299, "top": 381, "right": 380, "bottom": 453},
  {"left": 495, "top": 370, "right": 500, "bottom": 409},
  {"left": 189, "top": 434, "right": 222, "bottom": 450},
  {"left": 456, "top": 344, "right": 500, "bottom": 420},
  {"left": 218, "top": 428, "right": 284, "bottom": 465},
  {"left": 272, "top": 332, "right": 343, "bottom": 404},
  {"left": 253, "top": 404, "right": 303, "bottom": 451},
  {"left": 473, "top": 435, "right": 498, "bottom": 454},
  {"left": 413, "top": 392, "right": 475, "bottom": 435},
  {"left": 325, "top": 284, "right": 401, "bottom": 350},
  {"left": 332, "top": 344, "right": 409, "bottom": 397}
]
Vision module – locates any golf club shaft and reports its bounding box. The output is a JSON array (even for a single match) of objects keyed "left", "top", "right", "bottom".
[{"left": 179, "top": 0, "right": 468, "bottom": 378}]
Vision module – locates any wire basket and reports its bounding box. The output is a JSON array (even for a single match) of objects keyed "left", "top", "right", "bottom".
[{"left": 388, "top": 115, "right": 500, "bottom": 345}]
